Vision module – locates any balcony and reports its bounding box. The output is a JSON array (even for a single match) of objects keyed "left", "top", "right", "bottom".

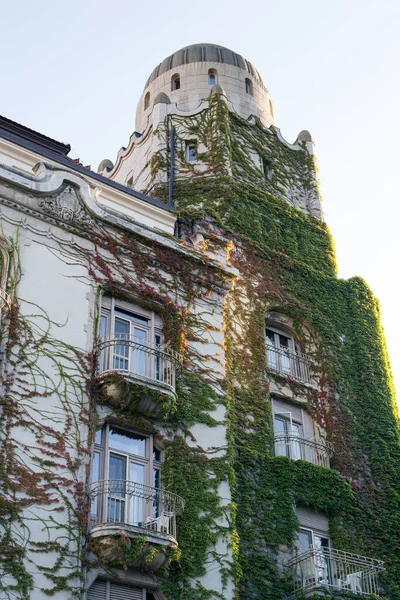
[
  {"left": 97, "top": 336, "right": 181, "bottom": 412},
  {"left": 285, "top": 546, "right": 385, "bottom": 597},
  {"left": 274, "top": 433, "right": 333, "bottom": 468},
  {"left": 87, "top": 479, "right": 185, "bottom": 571},
  {"left": 266, "top": 343, "right": 315, "bottom": 386}
]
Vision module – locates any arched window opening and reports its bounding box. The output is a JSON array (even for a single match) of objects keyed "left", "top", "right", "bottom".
[
  {"left": 208, "top": 68, "right": 218, "bottom": 85},
  {"left": 245, "top": 77, "right": 253, "bottom": 96},
  {"left": 144, "top": 91, "right": 150, "bottom": 110},
  {"left": 171, "top": 74, "right": 181, "bottom": 91}
]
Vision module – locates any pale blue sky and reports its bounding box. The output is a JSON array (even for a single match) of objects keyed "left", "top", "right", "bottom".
[{"left": 1, "top": 0, "right": 399, "bottom": 396}]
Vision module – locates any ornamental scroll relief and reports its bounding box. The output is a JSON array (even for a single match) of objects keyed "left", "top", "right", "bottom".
[{"left": 38, "top": 185, "right": 95, "bottom": 229}]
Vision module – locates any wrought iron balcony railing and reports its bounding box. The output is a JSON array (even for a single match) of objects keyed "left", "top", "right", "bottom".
[
  {"left": 87, "top": 479, "right": 185, "bottom": 540},
  {"left": 285, "top": 546, "right": 385, "bottom": 597},
  {"left": 97, "top": 335, "right": 180, "bottom": 393},
  {"left": 274, "top": 433, "right": 333, "bottom": 468},
  {"left": 266, "top": 343, "right": 314, "bottom": 385}
]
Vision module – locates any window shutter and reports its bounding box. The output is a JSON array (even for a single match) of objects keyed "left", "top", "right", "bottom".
[
  {"left": 101, "top": 295, "right": 112, "bottom": 310},
  {"left": 110, "top": 582, "right": 143, "bottom": 600},
  {"left": 87, "top": 579, "right": 107, "bottom": 600},
  {"left": 297, "top": 506, "right": 329, "bottom": 535}
]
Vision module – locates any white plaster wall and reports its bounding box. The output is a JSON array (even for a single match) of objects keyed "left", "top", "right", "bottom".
[{"left": 2, "top": 237, "right": 93, "bottom": 600}]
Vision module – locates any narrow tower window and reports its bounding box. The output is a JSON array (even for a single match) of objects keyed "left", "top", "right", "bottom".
[
  {"left": 269, "top": 99, "right": 274, "bottom": 117},
  {"left": 262, "top": 158, "right": 271, "bottom": 181},
  {"left": 171, "top": 74, "right": 181, "bottom": 91},
  {"left": 186, "top": 142, "right": 197, "bottom": 163},
  {"left": 208, "top": 68, "right": 218, "bottom": 85},
  {"left": 144, "top": 92, "right": 150, "bottom": 110},
  {"left": 245, "top": 78, "right": 253, "bottom": 96}
]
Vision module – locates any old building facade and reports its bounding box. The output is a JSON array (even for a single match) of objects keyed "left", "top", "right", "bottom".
[{"left": 0, "top": 44, "right": 398, "bottom": 600}]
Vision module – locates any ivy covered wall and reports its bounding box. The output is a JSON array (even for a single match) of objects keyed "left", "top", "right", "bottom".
[
  {"left": 0, "top": 91, "right": 399, "bottom": 600},
  {"left": 148, "top": 93, "right": 400, "bottom": 598}
]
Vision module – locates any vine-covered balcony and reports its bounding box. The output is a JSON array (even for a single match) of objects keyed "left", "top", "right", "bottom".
[
  {"left": 286, "top": 546, "right": 385, "bottom": 597},
  {"left": 266, "top": 342, "right": 315, "bottom": 385},
  {"left": 97, "top": 335, "right": 181, "bottom": 401},
  {"left": 274, "top": 433, "right": 333, "bottom": 468},
  {"left": 87, "top": 479, "right": 185, "bottom": 571}
]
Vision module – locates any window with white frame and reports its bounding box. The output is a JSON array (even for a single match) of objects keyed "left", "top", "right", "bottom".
[
  {"left": 266, "top": 326, "right": 312, "bottom": 383},
  {"left": 272, "top": 398, "right": 331, "bottom": 467},
  {"left": 99, "top": 297, "right": 164, "bottom": 382},
  {"left": 295, "top": 507, "right": 333, "bottom": 587},
  {"left": 91, "top": 423, "right": 162, "bottom": 527}
]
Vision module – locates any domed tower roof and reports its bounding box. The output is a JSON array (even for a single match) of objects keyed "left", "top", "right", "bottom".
[
  {"left": 136, "top": 43, "right": 275, "bottom": 132},
  {"left": 145, "top": 43, "right": 265, "bottom": 88}
]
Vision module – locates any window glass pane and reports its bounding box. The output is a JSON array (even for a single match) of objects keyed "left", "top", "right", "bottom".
[
  {"left": 188, "top": 145, "right": 197, "bottom": 162},
  {"left": 274, "top": 416, "right": 287, "bottom": 434},
  {"left": 154, "top": 334, "right": 161, "bottom": 380},
  {"left": 152, "top": 467, "right": 161, "bottom": 517},
  {"left": 133, "top": 327, "right": 147, "bottom": 376},
  {"left": 99, "top": 314, "right": 108, "bottom": 372},
  {"left": 266, "top": 329, "right": 276, "bottom": 344},
  {"left": 209, "top": 73, "right": 216, "bottom": 85},
  {"left": 108, "top": 454, "right": 126, "bottom": 522},
  {"left": 109, "top": 453, "right": 126, "bottom": 480},
  {"left": 153, "top": 467, "right": 160, "bottom": 488},
  {"left": 290, "top": 423, "right": 302, "bottom": 460},
  {"left": 153, "top": 447, "right": 161, "bottom": 462},
  {"left": 95, "top": 429, "right": 102, "bottom": 445},
  {"left": 130, "top": 462, "right": 145, "bottom": 484},
  {"left": 279, "top": 334, "right": 290, "bottom": 348},
  {"left": 273, "top": 416, "right": 287, "bottom": 457},
  {"left": 129, "top": 462, "right": 145, "bottom": 525},
  {"left": 90, "top": 450, "right": 101, "bottom": 515},
  {"left": 115, "top": 308, "right": 149, "bottom": 325},
  {"left": 297, "top": 529, "right": 312, "bottom": 553},
  {"left": 100, "top": 314, "right": 108, "bottom": 340},
  {"left": 113, "top": 318, "right": 130, "bottom": 370},
  {"left": 314, "top": 535, "right": 332, "bottom": 584},
  {"left": 108, "top": 427, "right": 146, "bottom": 457}
]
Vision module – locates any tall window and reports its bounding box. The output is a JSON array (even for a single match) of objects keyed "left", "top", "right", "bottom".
[
  {"left": 296, "top": 528, "right": 333, "bottom": 587},
  {"left": 262, "top": 157, "right": 271, "bottom": 181},
  {"left": 171, "top": 74, "right": 180, "bottom": 91},
  {"left": 266, "top": 327, "right": 306, "bottom": 380},
  {"left": 274, "top": 411, "right": 302, "bottom": 460},
  {"left": 99, "top": 297, "right": 163, "bottom": 382},
  {"left": 245, "top": 77, "right": 253, "bottom": 95},
  {"left": 91, "top": 424, "right": 162, "bottom": 526},
  {"left": 208, "top": 68, "right": 217, "bottom": 85},
  {"left": 144, "top": 91, "right": 150, "bottom": 110},
  {"left": 186, "top": 141, "right": 197, "bottom": 163}
]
